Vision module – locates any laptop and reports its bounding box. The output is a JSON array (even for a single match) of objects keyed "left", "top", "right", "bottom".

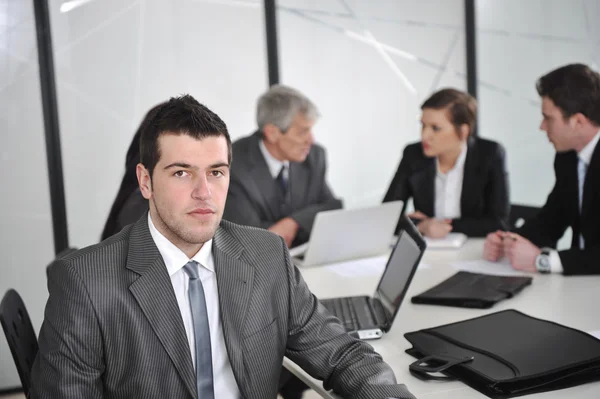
[
  {"left": 290, "top": 201, "right": 403, "bottom": 267},
  {"left": 320, "top": 215, "right": 427, "bottom": 340}
]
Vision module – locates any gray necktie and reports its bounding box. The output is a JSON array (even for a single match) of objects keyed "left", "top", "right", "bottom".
[{"left": 183, "top": 260, "right": 214, "bottom": 399}]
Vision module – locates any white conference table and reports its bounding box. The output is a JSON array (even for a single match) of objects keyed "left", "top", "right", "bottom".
[{"left": 283, "top": 239, "right": 600, "bottom": 398}]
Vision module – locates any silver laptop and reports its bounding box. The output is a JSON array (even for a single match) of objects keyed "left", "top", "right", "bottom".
[
  {"left": 320, "top": 215, "right": 426, "bottom": 339},
  {"left": 290, "top": 201, "right": 403, "bottom": 267}
]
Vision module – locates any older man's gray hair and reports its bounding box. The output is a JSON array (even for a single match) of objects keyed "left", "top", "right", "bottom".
[{"left": 256, "top": 85, "right": 320, "bottom": 132}]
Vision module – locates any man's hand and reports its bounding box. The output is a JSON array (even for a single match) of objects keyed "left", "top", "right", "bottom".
[
  {"left": 407, "top": 211, "right": 428, "bottom": 220},
  {"left": 268, "top": 217, "right": 299, "bottom": 247},
  {"left": 483, "top": 230, "right": 505, "bottom": 261},
  {"left": 504, "top": 233, "right": 540, "bottom": 273}
]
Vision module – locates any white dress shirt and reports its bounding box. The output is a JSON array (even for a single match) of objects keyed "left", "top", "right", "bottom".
[
  {"left": 259, "top": 139, "right": 289, "bottom": 179},
  {"left": 148, "top": 214, "right": 241, "bottom": 398},
  {"left": 434, "top": 143, "right": 468, "bottom": 219},
  {"left": 548, "top": 130, "right": 600, "bottom": 273}
]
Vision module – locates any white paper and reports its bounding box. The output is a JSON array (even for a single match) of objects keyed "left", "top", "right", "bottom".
[
  {"left": 325, "top": 255, "right": 389, "bottom": 277},
  {"left": 325, "top": 256, "right": 430, "bottom": 278},
  {"left": 450, "top": 258, "right": 530, "bottom": 276},
  {"left": 425, "top": 233, "right": 468, "bottom": 249}
]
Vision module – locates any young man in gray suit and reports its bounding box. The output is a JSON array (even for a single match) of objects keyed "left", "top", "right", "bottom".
[
  {"left": 30, "top": 95, "right": 415, "bottom": 399},
  {"left": 224, "top": 85, "right": 342, "bottom": 248}
]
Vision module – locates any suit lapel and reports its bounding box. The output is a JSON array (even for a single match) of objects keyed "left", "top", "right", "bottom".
[
  {"left": 247, "top": 133, "right": 281, "bottom": 220},
  {"left": 410, "top": 158, "right": 435, "bottom": 216},
  {"left": 288, "top": 161, "right": 309, "bottom": 210},
  {"left": 126, "top": 218, "right": 197, "bottom": 399},
  {"left": 213, "top": 226, "right": 254, "bottom": 398},
  {"left": 581, "top": 140, "right": 600, "bottom": 219},
  {"left": 460, "top": 138, "right": 478, "bottom": 214}
]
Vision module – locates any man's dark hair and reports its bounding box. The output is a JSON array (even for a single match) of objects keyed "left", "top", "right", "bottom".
[
  {"left": 139, "top": 94, "right": 231, "bottom": 178},
  {"left": 536, "top": 63, "right": 600, "bottom": 126},
  {"left": 421, "top": 88, "right": 477, "bottom": 136}
]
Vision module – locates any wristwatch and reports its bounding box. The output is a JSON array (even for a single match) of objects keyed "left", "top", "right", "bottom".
[{"left": 535, "top": 248, "right": 552, "bottom": 273}]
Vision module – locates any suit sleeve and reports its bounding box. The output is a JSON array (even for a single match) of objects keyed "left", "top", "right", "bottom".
[
  {"left": 288, "top": 149, "right": 343, "bottom": 235},
  {"left": 280, "top": 239, "right": 415, "bottom": 399},
  {"left": 383, "top": 147, "right": 412, "bottom": 205},
  {"left": 514, "top": 157, "right": 569, "bottom": 248},
  {"left": 451, "top": 143, "right": 510, "bottom": 237},
  {"left": 383, "top": 148, "right": 415, "bottom": 234},
  {"left": 29, "top": 261, "right": 104, "bottom": 399},
  {"left": 224, "top": 174, "right": 273, "bottom": 230},
  {"left": 558, "top": 244, "right": 600, "bottom": 275}
]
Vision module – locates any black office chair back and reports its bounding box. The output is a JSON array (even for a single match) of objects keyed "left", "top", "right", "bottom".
[
  {"left": 0, "top": 289, "right": 39, "bottom": 395},
  {"left": 509, "top": 204, "right": 541, "bottom": 229}
]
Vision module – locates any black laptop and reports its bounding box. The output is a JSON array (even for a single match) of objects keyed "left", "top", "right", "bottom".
[{"left": 320, "top": 215, "right": 427, "bottom": 340}]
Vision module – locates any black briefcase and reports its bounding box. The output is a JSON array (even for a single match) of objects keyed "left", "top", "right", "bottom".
[
  {"left": 411, "top": 271, "right": 533, "bottom": 309},
  {"left": 405, "top": 310, "right": 600, "bottom": 398}
]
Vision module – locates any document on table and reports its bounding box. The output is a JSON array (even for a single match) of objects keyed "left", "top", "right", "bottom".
[
  {"left": 425, "top": 233, "right": 468, "bottom": 249},
  {"left": 325, "top": 255, "right": 430, "bottom": 278},
  {"left": 450, "top": 258, "right": 530, "bottom": 276}
]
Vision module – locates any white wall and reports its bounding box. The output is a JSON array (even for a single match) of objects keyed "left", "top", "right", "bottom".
[
  {"left": 277, "top": 0, "right": 467, "bottom": 209},
  {"left": 49, "top": 0, "right": 268, "bottom": 249},
  {"left": 0, "top": 0, "right": 55, "bottom": 389}
]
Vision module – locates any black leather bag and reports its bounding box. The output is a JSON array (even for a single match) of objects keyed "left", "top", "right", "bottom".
[
  {"left": 405, "top": 310, "right": 600, "bottom": 398},
  {"left": 411, "top": 272, "right": 532, "bottom": 309}
]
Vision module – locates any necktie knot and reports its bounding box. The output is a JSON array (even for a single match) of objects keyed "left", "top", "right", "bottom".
[{"left": 183, "top": 260, "right": 199, "bottom": 280}]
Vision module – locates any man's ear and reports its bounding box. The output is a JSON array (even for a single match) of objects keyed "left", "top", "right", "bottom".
[
  {"left": 262, "top": 123, "right": 281, "bottom": 144},
  {"left": 137, "top": 163, "right": 152, "bottom": 200},
  {"left": 572, "top": 112, "right": 589, "bottom": 129}
]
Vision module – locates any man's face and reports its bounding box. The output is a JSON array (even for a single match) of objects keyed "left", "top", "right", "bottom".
[
  {"left": 273, "top": 113, "right": 315, "bottom": 162},
  {"left": 540, "top": 96, "right": 577, "bottom": 152},
  {"left": 138, "top": 134, "right": 230, "bottom": 252}
]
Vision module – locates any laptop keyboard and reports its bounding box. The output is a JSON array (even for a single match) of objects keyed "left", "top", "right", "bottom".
[{"left": 321, "top": 297, "right": 376, "bottom": 331}]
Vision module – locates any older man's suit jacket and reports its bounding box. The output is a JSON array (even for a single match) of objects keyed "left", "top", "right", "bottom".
[
  {"left": 30, "top": 216, "right": 414, "bottom": 399},
  {"left": 224, "top": 132, "right": 342, "bottom": 245},
  {"left": 383, "top": 137, "right": 510, "bottom": 237},
  {"left": 515, "top": 141, "right": 600, "bottom": 275}
]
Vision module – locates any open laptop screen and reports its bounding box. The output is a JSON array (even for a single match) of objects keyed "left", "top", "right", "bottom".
[{"left": 376, "top": 229, "right": 423, "bottom": 318}]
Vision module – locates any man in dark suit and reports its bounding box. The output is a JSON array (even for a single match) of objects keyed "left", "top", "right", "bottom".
[
  {"left": 484, "top": 63, "right": 600, "bottom": 275},
  {"left": 224, "top": 85, "right": 342, "bottom": 248},
  {"left": 30, "top": 95, "right": 414, "bottom": 399}
]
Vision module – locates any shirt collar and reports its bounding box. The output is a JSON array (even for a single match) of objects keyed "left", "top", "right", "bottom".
[
  {"left": 147, "top": 213, "right": 214, "bottom": 276},
  {"left": 436, "top": 142, "right": 468, "bottom": 176},
  {"left": 578, "top": 130, "right": 600, "bottom": 166},
  {"left": 259, "top": 139, "right": 290, "bottom": 179}
]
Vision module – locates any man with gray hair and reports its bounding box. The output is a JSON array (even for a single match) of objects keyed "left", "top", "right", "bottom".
[{"left": 224, "top": 85, "right": 342, "bottom": 248}]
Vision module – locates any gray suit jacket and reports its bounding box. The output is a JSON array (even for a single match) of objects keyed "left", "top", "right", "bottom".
[
  {"left": 30, "top": 216, "right": 415, "bottom": 399},
  {"left": 224, "top": 132, "right": 342, "bottom": 245}
]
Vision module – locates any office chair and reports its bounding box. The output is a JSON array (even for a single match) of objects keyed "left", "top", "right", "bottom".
[
  {"left": 509, "top": 204, "right": 541, "bottom": 229},
  {"left": 0, "top": 289, "right": 39, "bottom": 395}
]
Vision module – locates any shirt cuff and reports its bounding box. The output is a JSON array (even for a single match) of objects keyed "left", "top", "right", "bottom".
[{"left": 548, "top": 249, "right": 563, "bottom": 274}]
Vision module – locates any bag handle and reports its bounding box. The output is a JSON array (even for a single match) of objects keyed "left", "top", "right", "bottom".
[{"left": 409, "top": 355, "right": 474, "bottom": 381}]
